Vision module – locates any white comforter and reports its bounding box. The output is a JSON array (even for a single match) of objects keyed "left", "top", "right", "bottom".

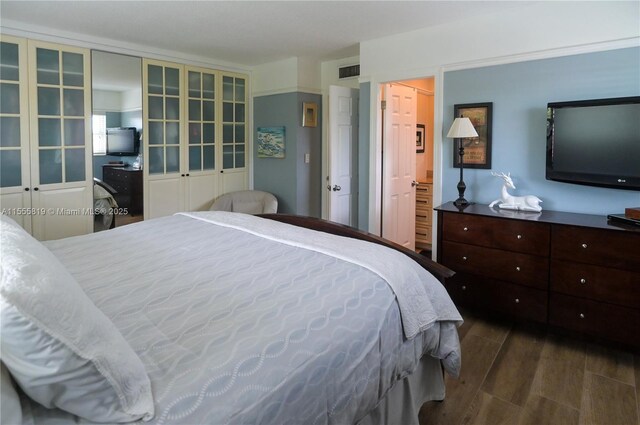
[{"left": 26, "top": 212, "right": 461, "bottom": 424}]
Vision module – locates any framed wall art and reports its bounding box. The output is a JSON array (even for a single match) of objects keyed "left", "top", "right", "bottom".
[
  {"left": 453, "top": 102, "right": 493, "bottom": 169},
  {"left": 257, "top": 126, "right": 285, "bottom": 158},
  {"left": 302, "top": 102, "right": 318, "bottom": 127},
  {"left": 416, "top": 124, "right": 425, "bottom": 153}
]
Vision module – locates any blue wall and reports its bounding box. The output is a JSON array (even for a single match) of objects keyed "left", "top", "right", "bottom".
[
  {"left": 443, "top": 47, "right": 640, "bottom": 215},
  {"left": 253, "top": 92, "right": 322, "bottom": 216}
]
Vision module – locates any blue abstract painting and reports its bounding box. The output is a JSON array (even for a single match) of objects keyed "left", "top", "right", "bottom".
[{"left": 257, "top": 126, "right": 285, "bottom": 158}]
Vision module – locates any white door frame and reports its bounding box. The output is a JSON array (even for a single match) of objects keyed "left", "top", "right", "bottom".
[{"left": 365, "top": 68, "right": 444, "bottom": 255}]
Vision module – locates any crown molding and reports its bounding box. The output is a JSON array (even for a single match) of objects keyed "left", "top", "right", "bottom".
[
  {"left": 253, "top": 86, "right": 322, "bottom": 98},
  {"left": 442, "top": 37, "right": 639, "bottom": 72},
  {"left": 0, "top": 20, "right": 252, "bottom": 74}
]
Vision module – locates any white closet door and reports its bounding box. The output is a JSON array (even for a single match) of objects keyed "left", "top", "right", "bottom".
[
  {"left": 184, "top": 67, "right": 218, "bottom": 211},
  {"left": 219, "top": 72, "right": 248, "bottom": 193},
  {"left": 28, "top": 40, "right": 92, "bottom": 240},
  {"left": 0, "top": 35, "right": 32, "bottom": 232},
  {"left": 143, "top": 59, "right": 184, "bottom": 219}
]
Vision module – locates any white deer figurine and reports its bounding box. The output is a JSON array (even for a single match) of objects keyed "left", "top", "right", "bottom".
[{"left": 489, "top": 172, "right": 543, "bottom": 212}]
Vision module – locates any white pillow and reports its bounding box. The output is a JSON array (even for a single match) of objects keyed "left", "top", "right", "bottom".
[
  {"left": 0, "top": 215, "right": 154, "bottom": 423},
  {"left": 1, "top": 362, "right": 22, "bottom": 425}
]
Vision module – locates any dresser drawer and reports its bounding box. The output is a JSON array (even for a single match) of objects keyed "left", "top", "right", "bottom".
[
  {"left": 442, "top": 212, "right": 550, "bottom": 255},
  {"left": 551, "top": 225, "right": 640, "bottom": 272},
  {"left": 550, "top": 259, "right": 640, "bottom": 309},
  {"left": 446, "top": 273, "right": 548, "bottom": 323},
  {"left": 104, "top": 169, "right": 129, "bottom": 181},
  {"left": 549, "top": 293, "right": 640, "bottom": 348},
  {"left": 442, "top": 241, "right": 548, "bottom": 289}
]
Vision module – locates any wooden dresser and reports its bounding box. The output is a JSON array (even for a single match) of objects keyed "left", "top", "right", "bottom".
[
  {"left": 415, "top": 181, "right": 433, "bottom": 250},
  {"left": 102, "top": 166, "right": 143, "bottom": 216},
  {"left": 436, "top": 202, "right": 640, "bottom": 350}
]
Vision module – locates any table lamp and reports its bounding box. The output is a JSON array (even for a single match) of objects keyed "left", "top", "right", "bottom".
[{"left": 446, "top": 116, "right": 479, "bottom": 207}]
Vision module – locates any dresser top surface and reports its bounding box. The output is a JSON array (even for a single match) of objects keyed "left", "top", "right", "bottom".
[
  {"left": 435, "top": 202, "right": 640, "bottom": 233},
  {"left": 103, "top": 166, "right": 141, "bottom": 173}
]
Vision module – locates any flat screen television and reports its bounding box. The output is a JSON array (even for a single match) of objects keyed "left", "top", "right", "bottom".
[
  {"left": 546, "top": 96, "right": 640, "bottom": 191},
  {"left": 106, "top": 127, "right": 138, "bottom": 156}
]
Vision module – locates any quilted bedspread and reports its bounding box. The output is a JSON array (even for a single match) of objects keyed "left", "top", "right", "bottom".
[{"left": 24, "top": 213, "right": 462, "bottom": 424}]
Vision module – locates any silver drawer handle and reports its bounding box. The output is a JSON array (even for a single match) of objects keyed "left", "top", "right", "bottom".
[
  {"left": 579, "top": 313, "right": 585, "bottom": 319},
  {"left": 516, "top": 266, "right": 521, "bottom": 272},
  {"left": 581, "top": 243, "right": 588, "bottom": 249},
  {"left": 462, "top": 256, "right": 467, "bottom": 261},
  {"left": 580, "top": 278, "right": 586, "bottom": 284},
  {"left": 517, "top": 234, "right": 522, "bottom": 240},
  {"left": 515, "top": 298, "right": 520, "bottom": 303},
  {"left": 463, "top": 227, "right": 468, "bottom": 231},
  {"left": 461, "top": 285, "right": 467, "bottom": 291}
]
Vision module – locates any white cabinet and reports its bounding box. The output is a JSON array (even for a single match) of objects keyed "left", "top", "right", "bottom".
[
  {"left": 143, "top": 60, "right": 248, "bottom": 219},
  {"left": 0, "top": 36, "right": 92, "bottom": 240}
]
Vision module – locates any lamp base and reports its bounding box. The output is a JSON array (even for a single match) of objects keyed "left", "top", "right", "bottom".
[{"left": 453, "top": 198, "right": 473, "bottom": 207}]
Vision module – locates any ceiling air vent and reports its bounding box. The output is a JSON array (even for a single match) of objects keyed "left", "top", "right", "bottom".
[{"left": 339, "top": 64, "right": 360, "bottom": 79}]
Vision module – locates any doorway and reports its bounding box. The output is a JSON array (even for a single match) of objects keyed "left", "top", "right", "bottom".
[{"left": 380, "top": 77, "right": 435, "bottom": 253}]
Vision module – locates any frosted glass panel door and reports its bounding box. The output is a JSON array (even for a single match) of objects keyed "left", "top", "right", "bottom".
[
  {"left": 31, "top": 46, "right": 88, "bottom": 186},
  {"left": 0, "top": 36, "right": 32, "bottom": 231},
  {"left": 27, "top": 40, "right": 93, "bottom": 240},
  {"left": 184, "top": 67, "right": 218, "bottom": 211},
  {"left": 143, "top": 59, "right": 184, "bottom": 219},
  {"left": 219, "top": 72, "right": 248, "bottom": 194},
  {"left": 221, "top": 75, "right": 246, "bottom": 169},
  {"left": 147, "top": 64, "right": 181, "bottom": 175}
]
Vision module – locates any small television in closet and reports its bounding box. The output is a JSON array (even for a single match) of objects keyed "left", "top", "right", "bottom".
[
  {"left": 546, "top": 96, "right": 640, "bottom": 191},
  {"left": 106, "top": 127, "right": 138, "bottom": 156}
]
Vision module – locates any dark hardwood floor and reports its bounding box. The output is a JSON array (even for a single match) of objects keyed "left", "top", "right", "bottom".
[{"left": 419, "top": 311, "right": 640, "bottom": 425}]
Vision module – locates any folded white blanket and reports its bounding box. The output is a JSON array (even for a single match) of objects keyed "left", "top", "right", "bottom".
[{"left": 180, "top": 212, "right": 462, "bottom": 339}]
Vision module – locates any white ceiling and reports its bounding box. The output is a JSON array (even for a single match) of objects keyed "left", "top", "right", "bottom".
[{"left": 1, "top": 1, "right": 535, "bottom": 67}]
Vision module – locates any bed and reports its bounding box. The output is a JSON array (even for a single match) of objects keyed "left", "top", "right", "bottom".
[{"left": 0, "top": 212, "right": 462, "bottom": 425}]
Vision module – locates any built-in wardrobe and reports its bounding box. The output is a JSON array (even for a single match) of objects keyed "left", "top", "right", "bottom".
[
  {"left": 143, "top": 60, "right": 248, "bottom": 219},
  {"left": 0, "top": 36, "right": 93, "bottom": 240},
  {"left": 0, "top": 35, "right": 249, "bottom": 239}
]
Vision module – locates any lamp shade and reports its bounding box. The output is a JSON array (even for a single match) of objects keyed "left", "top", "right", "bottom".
[{"left": 446, "top": 117, "right": 479, "bottom": 139}]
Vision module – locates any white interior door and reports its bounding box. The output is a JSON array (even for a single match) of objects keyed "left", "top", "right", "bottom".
[
  {"left": 328, "top": 85, "right": 358, "bottom": 225},
  {"left": 382, "top": 84, "right": 417, "bottom": 249}
]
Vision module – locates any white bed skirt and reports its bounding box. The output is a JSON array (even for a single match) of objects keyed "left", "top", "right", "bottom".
[{"left": 357, "top": 355, "right": 445, "bottom": 425}]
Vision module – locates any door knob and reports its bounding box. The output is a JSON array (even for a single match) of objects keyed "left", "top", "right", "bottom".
[
  {"left": 332, "top": 185, "right": 341, "bottom": 191},
  {"left": 411, "top": 181, "right": 419, "bottom": 187}
]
